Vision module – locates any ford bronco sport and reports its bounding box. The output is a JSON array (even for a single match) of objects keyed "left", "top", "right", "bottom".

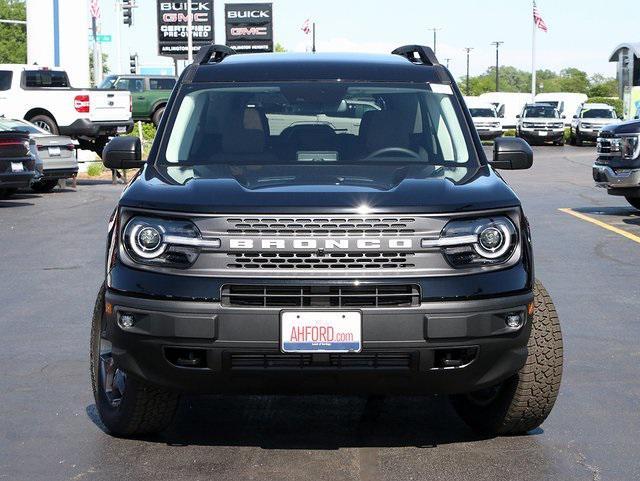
[{"left": 92, "top": 45, "right": 563, "bottom": 437}]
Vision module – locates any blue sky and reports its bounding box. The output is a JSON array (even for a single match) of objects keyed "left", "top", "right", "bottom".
[{"left": 96, "top": 0, "right": 636, "bottom": 78}]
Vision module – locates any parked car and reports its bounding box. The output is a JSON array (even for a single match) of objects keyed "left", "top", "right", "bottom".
[
  {"left": 570, "top": 103, "right": 620, "bottom": 146},
  {"left": 478, "top": 92, "right": 531, "bottom": 130},
  {"left": 0, "top": 65, "right": 133, "bottom": 155},
  {"left": 0, "top": 118, "right": 78, "bottom": 192},
  {"left": 465, "top": 99, "right": 503, "bottom": 140},
  {"left": 92, "top": 44, "right": 563, "bottom": 438},
  {"left": 99, "top": 75, "right": 176, "bottom": 127},
  {"left": 516, "top": 103, "right": 566, "bottom": 145},
  {"left": 0, "top": 130, "right": 37, "bottom": 198},
  {"left": 593, "top": 119, "right": 640, "bottom": 210},
  {"left": 535, "top": 92, "right": 588, "bottom": 126}
]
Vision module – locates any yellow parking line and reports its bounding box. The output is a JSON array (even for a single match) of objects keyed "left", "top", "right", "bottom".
[{"left": 559, "top": 208, "right": 640, "bottom": 245}]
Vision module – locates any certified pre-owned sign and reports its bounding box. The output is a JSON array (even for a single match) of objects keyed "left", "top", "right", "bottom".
[
  {"left": 224, "top": 3, "right": 273, "bottom": 53},
  {"left": 158, "top": 1, "right": 215, "bottom": 58}
]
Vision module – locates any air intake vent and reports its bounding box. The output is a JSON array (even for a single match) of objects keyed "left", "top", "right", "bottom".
[
  {"left": 228, "top": 352, "right": 414, "bottom": 370},
  {"left": 221, "top": 284, "right": 421, "bottom": 308}
]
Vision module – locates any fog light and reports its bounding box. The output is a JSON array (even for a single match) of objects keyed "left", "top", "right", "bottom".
[
  {"left": 118, "top": 313, "right": 135, "bottom": 329},
  {"left": 505, "top": 313, "right": 524, "bottom": 329}
]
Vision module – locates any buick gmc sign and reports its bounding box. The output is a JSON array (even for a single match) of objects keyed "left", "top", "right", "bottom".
[
  {"left": 157, "top": 1, "right": 215, "bottom": 58},
  {"left": 224, "top": 2, "right": 273, "bottom": 53}
]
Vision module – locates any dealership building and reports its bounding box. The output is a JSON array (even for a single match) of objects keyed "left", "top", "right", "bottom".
[{"left": 609, "top": 42, "right": 640, "bottom": 119}]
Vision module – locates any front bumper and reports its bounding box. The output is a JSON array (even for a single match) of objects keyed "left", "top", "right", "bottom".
[
  {"left": 59, "top": 119, "right": 134, "bottom": 138},
  {"left": 519, "top": 129, "right": 564, "bottom": 141},
  {"left": 104, "top": 288, "right": 533, "bottom": 395},
  {"left": 40, "top": 167, "right": 79, "bottom": 180},
  {"left": 593, "top": 164, "right": 640, "bottom": 191}
]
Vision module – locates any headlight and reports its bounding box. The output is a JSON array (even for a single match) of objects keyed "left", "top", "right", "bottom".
[
  {"left": 421, "top": 216, "right": 518, "bottom": 267},
  {"left": 122, "top": 216, "right": 220, "bottom": 268}
]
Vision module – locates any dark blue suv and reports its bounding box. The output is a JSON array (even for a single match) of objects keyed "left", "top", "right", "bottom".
[{"left": 92, "top": 45, "right": 563, "bottom": 437}]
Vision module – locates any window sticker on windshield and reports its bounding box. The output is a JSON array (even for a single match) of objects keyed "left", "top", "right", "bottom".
[{"left": 430, "top": 84, "right": 453, "bottom": 95}]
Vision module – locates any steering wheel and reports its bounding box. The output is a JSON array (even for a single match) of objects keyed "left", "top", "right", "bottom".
[{"left": 364, "top": 147, "right": 422, "bottom": 161}]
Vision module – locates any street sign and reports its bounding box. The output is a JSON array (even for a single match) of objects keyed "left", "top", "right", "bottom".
[{"left": 157, "top": 1, "right": 215, "bottom": 58}]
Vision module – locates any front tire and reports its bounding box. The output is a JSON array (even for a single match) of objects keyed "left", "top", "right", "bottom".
[
  {"left": 626, "top": 197, "right": 640, "bottom": 210},
  {"left": 152, "top": 106, "right": 165, "bottom": 127},
  {"left": 450, "top": 280, "right": 563, "bottom": 436},
  {"left": 575, "top": 132, "right": 583, "bottom": 146},
  {"left": 28, "top": 114, "right": 59, "bottom": 135},
  {"left": 90, "top": 284, "right": 180, "bottom": 437}
]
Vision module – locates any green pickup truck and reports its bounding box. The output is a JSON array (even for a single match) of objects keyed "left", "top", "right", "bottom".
[{"left": 99, "top": 75, "right": 176, "bottom": 126}]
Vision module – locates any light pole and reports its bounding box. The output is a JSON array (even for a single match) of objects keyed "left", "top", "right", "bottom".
[
  {"left": 427, "top": 27, "right": 441, "bottom": 56},
  {"left": 445, "top": 58, "right": 451, "bottom": 69},
  {"left": 491, "top": 41, "right": 504, "bottom": 92},
  {"left": 464, "top": 47, "right": 473, "bottom": 95}
]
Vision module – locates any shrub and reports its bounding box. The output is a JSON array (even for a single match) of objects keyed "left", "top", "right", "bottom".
[
  {"left": 503, "top": 129, "right": 516, "bottom": 137},
  {"left": 87, "top": 162, "right": 104, "bottom": 177}
]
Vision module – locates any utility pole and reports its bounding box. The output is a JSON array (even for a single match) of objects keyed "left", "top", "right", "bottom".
[
  {"left": 187, "top": 0, "right": 193, "bottom": 63},
  {"left": 445, "top": 58, "right": 451, "bottom": 69},
  {"left": 464, "top": 48, "right": 473, "bottom": 95},
  {"left": 312, "top": 23, "right": 316, "bottom": 53},
  {"left": 491, "top": 41, "right": 504, "bottom": 92},
  {"left": 427, "top": 27, "right": 441, "bottom": 56}
]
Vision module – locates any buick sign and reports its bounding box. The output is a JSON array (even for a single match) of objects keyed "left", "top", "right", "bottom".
[{"left": 224, "top": 2, "right": 273, "bottom": 52}]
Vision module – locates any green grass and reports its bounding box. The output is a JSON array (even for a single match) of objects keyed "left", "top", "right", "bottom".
[{"left": 86, "top": 163, "right": 104, "bottom": 177}]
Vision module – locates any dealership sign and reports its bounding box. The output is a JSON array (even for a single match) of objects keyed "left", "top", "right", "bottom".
[
  {"left": 157, "top": 1, "right": 215, "bottom": 58},
  {"left": 224, "top": 3, "right": 273, "bottom": 53}
]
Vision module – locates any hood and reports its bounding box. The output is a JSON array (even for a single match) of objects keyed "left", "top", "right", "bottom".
[
  {"left": 473, "top": 117, "right": 500, "bottom": 123},
  {"left": 119, "top": 163, "right": 521, "bottom": 214},
  {"left": 600, "top": 119, "right": 640, "bottom": 136}
]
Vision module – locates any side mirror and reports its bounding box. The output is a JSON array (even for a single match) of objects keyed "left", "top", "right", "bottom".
[
  {"left": 102, "top": 136, "right": 145, "bottom": 170},
  {"left": 515, "top": 114, "right": 521, "bottom": 118},
  {"left": 491, "top": 137, "right": 533, "bottom": 170},
  {"left": 572, "top": 115, "right": 577, "bottom": 119},
  {"left": 561, "top": 114, "right": 566, "bottom": 119}
]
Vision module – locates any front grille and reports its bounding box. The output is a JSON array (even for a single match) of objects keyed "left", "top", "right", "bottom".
[
  {"left": 228, "top": 352, "right": 414, "bottom": 370},
  {"left": 221, "top": 284, "right": 421, "bottom": 308},
  {"left": 226, "top": 216, "right": 417, "bottom": 236},
  {"left": 227, "top": 252, "right": 416, "bottom": 269}
]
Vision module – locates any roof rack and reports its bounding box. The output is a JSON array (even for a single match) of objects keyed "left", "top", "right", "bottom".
[
  {"left": 193, "top": 44, "right": 236, "bottom": 65},
  {"left": 391, "top": 45, "right": 439, "bottom": 66}
]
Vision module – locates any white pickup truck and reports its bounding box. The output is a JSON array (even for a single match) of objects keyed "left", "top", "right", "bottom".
[{"left": 0, "top": 65, "right": 133, "bottom": 155}]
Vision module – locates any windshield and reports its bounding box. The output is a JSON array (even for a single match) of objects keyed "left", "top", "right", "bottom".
[
  {"left": 523, "top": 106, "right": 559, "bottom": 118},
  {"left": 581, "top": 108, "right": 616, "bottom": 119},
  {"left": 0, "top": 118, "right": 46, "bottom": 134},
  {"left": 98, "top": 76, "right": 117, "bottom": 89},
  {"left": 469, "top": 108, "right": 496, "bottom": 118},
  {"left": 159, "top": 82, "right": 478, "bottom": 185}
]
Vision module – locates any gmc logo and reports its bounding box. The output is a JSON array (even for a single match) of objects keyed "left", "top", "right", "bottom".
[
  {"left": 230, "top": 26, "right": 268, "bottom": 36},
  {"left": 227, "top": 10, "right": 270, "bottom": 18},
  {"left": 228, "top": 238, "right": 414, "bottom": 250},
  {"left": 160, "top": 2, "right": 210, "bottom": 11},
  {"left": 162, "top": 13, "right": 209, "bottom": 22}
]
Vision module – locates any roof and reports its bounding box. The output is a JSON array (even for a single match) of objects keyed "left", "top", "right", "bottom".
[
  {"left": 609, "top": 43, "right": 640, "bottom": 62},
  {"left": 190, "top": 52, "right": 448, "bottom": 83}
]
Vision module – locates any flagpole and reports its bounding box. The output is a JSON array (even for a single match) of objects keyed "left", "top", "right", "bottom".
[
  {"left": 531, "top": 0, "right": 536, "bottom": 101},
  {"left": 312, "top": 23, "right": 316, "bottom": 53}
]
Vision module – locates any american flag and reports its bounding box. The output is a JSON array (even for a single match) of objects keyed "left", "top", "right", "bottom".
[
  {"left": 301, "top": 18, "right": 311, "bottom": 35},
  {"left": 533, "top": 1, "right": 547, "bottom": 32},
  {"left": 90, "top": 0, "right": 100, "bottom": 19}
]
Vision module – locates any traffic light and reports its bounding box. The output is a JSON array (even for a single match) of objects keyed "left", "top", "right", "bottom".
[
  {"left": 123, "top": 5, "right": 132, "bottom": 26},
  {"left": 129, "top": 54, "right": 137, "bottom": 74}
]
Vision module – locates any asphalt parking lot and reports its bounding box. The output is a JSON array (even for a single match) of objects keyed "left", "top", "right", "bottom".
[{"left": 1, "top": 145, "right": 639, "bottom": 481}]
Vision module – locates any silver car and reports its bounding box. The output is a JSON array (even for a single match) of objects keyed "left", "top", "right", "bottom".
[{"left": 0, "top": 118, "right": 78, "bottom": 192}]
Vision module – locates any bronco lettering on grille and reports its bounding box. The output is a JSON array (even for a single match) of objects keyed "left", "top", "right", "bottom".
[{"left": 228, "top": 238, "right": 414, "bottom": 250}]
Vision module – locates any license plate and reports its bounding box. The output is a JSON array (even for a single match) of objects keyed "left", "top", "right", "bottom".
[
  {"left": 48, "top": 146, "right": 61, "bottom": 156},
  {"left": 537, "top": 131, "right": 548, "bottom": 136},
  {"left": 11, "top": 162, "right": 24, "bottom": 172},
  {"left": 116, "top": 126, "right": 127, "bottom": 134},
  {"left": 281, "top": 311, "right": 362, "bottom": 353}
]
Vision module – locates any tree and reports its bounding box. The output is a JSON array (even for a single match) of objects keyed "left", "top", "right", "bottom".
[
  {"left": 274, "top": 43, "right": 287, "bottom": 53},
  {"left": 89, "top": 51, "right": 110, "bottom": 86},
  {"left": 0, "top": 0, "right": 26, "bottom": 63},
  {"left": 588, "top": 74, "right": 618, "bottom": 97}
]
